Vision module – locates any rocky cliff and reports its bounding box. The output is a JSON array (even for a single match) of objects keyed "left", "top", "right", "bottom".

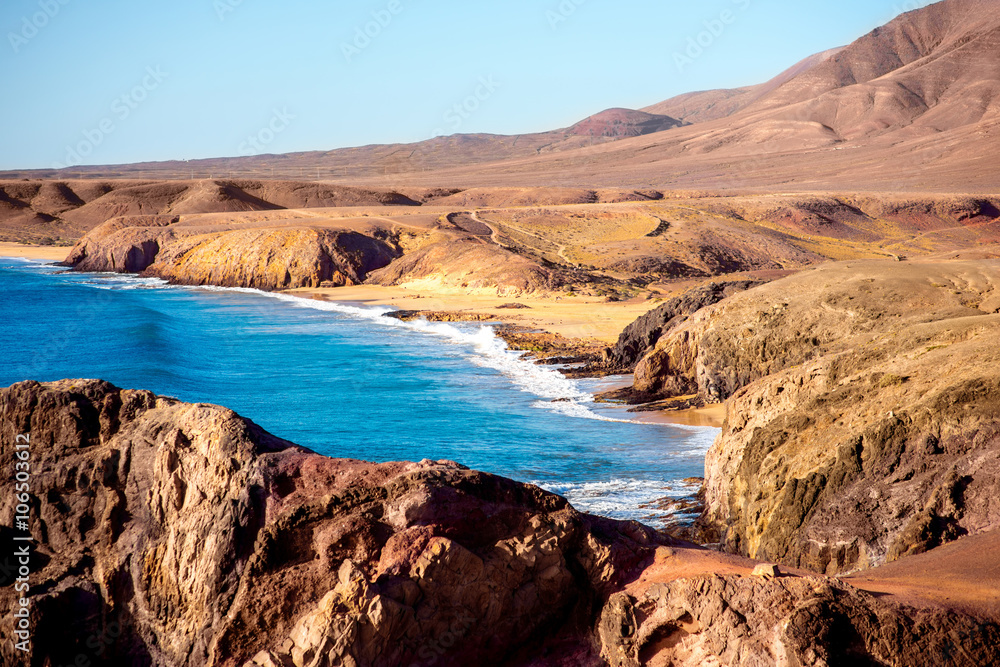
[
  {"left": 597, "top": 280, "right": 765, "bottom": 375},
  {"left": 3, "top": 379, "right": 999, "bottom": 666},
  {"left": 0, "top": 380, "right": 660, "bottom": 666},
  {"left": 628, "top": 259, "right": 1000, "bottom": 573},
  {"left": 64, "top": 217, "right": 401, "bottom": 290},
  {"left": 599, "top": 567, "right": 1000, "bottom": 667}
]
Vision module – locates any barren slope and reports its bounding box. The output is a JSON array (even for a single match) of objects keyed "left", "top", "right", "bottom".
[
  {"left": 619, "top": 258, "right": 1000, "bottom": 575},
  {"left": 7, "top": 0, "right": 996, "bottom": 192}
]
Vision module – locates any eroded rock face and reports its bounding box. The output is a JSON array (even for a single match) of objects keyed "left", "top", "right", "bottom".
[
  {"left": 2, "top": 378, "right": 998, "bottom": 667},
  {"left": 599, "top": 573, "right": 1000, "bottom": 667},
  {"left": 144, "top": 228, "right": 399, "bottom": 290},
  {"left": 64, "top": 220, "right": 400, "bottom": 290},
  {"left": 632, "top": 260, "right": 1000, "bottom": 573},
  {"left": 63, "top": 214, "right": 179, "bottom": 273},
  {"left": 602, "top": 280, "right": 765, "bottom": 373},
  {"left": 0, "top": 380, "right": 658, "bottom": 667}
]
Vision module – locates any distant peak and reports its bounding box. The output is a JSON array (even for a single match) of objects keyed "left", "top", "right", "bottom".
[{"left": 566, "top": 108, "right": 686, "bottom": 138}]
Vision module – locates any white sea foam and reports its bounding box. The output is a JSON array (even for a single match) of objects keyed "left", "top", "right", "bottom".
[
  {"left": 191, "top": 286, "right": 659, "bottom": 424},
  {"left": 79, "top": 275, "right": 170, "bottom": 290},
  {"left": 538, "top": 477, "right": 703, "bottom": 527},
  {"left": 59, "top": 272, "right": 721, "bottom": 432}
]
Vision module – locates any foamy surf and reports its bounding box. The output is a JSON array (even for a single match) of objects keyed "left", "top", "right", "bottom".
[
  {"left": 538, "top": 477, "right": 703, "bottom": 528},
  {"left": 57, "top": 271, "right": 717, "bottom": 431},
  {"left": 192, "top": 286, "right": 659, "bottom": 424}
]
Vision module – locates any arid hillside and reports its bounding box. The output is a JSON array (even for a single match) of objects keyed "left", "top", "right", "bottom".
[
  {"left": 0, "top": 179, "right": 421, "bottom": 245},
  {"left": 48, "top": 188, "right": 1000, "bottom": 301},
  {"left": 5, "top": 0, "right": 997, "bottom": 192}
]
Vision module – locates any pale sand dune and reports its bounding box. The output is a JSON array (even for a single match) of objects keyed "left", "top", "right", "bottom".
[{"left": 0, "top": 242, "right": 69, "bottom": 261}]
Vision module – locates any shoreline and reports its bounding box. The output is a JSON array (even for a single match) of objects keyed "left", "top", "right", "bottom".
[
  {"left": 286, "top": 284, "right": 666, "bottom": 344},
  {"left": 0, "top": 242, "right": 70, "bottom": 261},
  {"left": 6, "top": 257, "right": 720, "bottom": 431},
  {"left": 634, "top": 403, "right": 726, "bottom": 429},
  {"left": 583, "top": 375, "right": 726, "bottom": 428},
  {"left": 4, "top": 264, "right": 716, "bottom": 530},
  {"left": 291, "top": 285, "right": 726, "bottom": 428}
]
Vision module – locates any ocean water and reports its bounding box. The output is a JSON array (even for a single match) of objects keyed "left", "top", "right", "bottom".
[{"left": 0, "top": 257, "right": 717, "bottom": 527}]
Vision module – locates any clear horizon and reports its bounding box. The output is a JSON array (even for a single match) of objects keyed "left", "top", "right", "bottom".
[{"left": 1, "top": 0, "right": 934, "bottom": 170}]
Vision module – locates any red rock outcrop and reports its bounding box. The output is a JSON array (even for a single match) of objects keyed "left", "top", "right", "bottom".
[
  {"left": 0, "top": 380, "right": 659, "bottom": 667},
  {"left": 599, "top": 567, "right": 1000, "bottom": 667},
  {"left": 2, "top": 380, "right": 998, "bottom": 666}
]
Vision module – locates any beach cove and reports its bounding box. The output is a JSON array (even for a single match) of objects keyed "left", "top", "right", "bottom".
[{"left": 0, "top": 255, "right": 718, "bottom": 527}]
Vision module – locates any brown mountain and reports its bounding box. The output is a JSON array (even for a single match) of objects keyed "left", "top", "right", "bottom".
[
  {"left": 640, "top": 47, "right": 846, "bottom": 124},
  {"left": 565, "top": 108, "right": 686, "bottom": 138},
  {"left": 6, "top": 111, "right": 685, "bottom": 185},
  {"left": 3, "top": 0, "right": 997, "bottom": 192}
]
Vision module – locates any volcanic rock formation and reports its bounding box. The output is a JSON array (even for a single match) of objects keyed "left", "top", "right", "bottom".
[
  {"left": 2, "top": 380, "right": 999, "bottom": 666},
  {"left": 628, "top": 258, "right": 1000, "bottom": 574}
]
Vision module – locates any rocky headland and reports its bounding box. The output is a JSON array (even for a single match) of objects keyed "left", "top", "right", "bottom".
[
  {"left": 617, "top": 258, "right": 1000, "bottom": 576},
  {"left": 3, "top": 379, "right": 999, "bottom": 666}
]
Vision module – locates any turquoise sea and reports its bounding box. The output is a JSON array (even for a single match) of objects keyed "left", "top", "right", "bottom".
[{"left": 0, "top": 257, "right": 716, "bottom": 527}]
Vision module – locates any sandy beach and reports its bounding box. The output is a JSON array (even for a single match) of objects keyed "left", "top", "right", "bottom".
[
  {"left": 0, "top": 242, "right": 69, "bottom": 261},
  {"left": 287, "top": 284, "right": 663, "bottom": 344},
  {"left": 635, "top": 403, "right": 727, "bottom": 428},
  {"left": 287, "top": 285, "right": 728, "bottom": 428}
]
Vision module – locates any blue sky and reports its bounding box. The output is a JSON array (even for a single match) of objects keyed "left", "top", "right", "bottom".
[{"left": 0, "top": 0, "right": 935, "bottom": 169}]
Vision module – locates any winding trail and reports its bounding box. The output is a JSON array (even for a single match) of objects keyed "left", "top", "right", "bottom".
[{"left": 472, "top": 209, "right": 576, "bottom": 265}]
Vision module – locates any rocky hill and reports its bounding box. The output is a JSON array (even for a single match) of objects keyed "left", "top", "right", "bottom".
[
  {"left": 565, "top": 109, "right": 687, "bottom": 139},
  {"left": 621, "top": 257, "right": 1000, "bottom": 575},
  {"left": 6, "top": 0, "right": 998, "bottom": 192},
  {"left": 0, "top": 179, "right": 420, "bottom": 244},
  {"left": 53, "top": 191, "right": 1000, "bottom": 299},
  {"left": 2, "top": 379, "right": 998, "bottom": 666}
]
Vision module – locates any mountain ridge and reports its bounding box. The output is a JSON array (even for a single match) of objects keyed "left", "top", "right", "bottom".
[{"left": 2, "top": 0, "right": 997, "bottom": 193}]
